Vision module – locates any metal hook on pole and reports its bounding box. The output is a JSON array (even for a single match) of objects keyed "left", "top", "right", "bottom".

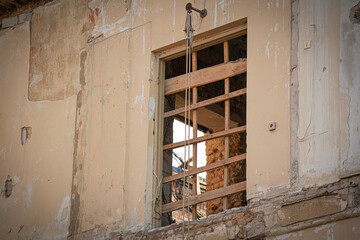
[{"left": 185, "top": 3, "right": 207, "bottom": 18}]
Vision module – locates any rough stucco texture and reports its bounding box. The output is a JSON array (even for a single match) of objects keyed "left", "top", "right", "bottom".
[
  {"left": 2, "top": 0, "right": 292, "bottom": 236},
  {"left": 0, "top": 0, "right": 360, "bottom": 238},
  {"left": 0, "top": 22, "right": 76, "bottom": 239},
  {"left": 339, "top": 0, "right": 360, "bottom": 175},
  {"left": 297, "top": 0, "right": 341, "bottom": 186},
  {"left": 28, "top": 0, "right": 89, "bottom": 101},
  {"left": 269, "top": 216, "right": 360, "bottom": 240},
  {"left": 81, "top": 31, "right": 129, "bottom": 233}
]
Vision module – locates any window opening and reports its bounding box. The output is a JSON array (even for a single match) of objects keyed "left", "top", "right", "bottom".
[{"left": 161, "top": 34, "right": 247, "bottom": 226}]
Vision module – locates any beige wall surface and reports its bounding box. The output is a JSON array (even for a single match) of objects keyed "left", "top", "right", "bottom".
[
  {"left": 247, "top": 0, "right": 291, "bottom": 197},
  {"left": 77, "top": 0, "right": 291, "bottom": 233},
  {"left": 339, "top": 0, "right": 360, "bottom": 177},
  {"left": 0, "top": 22, "right": 76, "bottom": 239},
  {"left": 297, "top": 0, "right": 341, "bottom": 186},
  {"left": 1, "top": 0, "right": 292, "bottom": 238},
  {"left": 28, "top": 0, "right": 89, "bottom": 101},
  {"left": 296, "top": 0, "right": 360, "bottom": 187},
  {"left": 268, "top": 216, "right": 360, "bottom": 240},
  {"left": 2, "top": 0, "right": 359, "bottom": 238}
]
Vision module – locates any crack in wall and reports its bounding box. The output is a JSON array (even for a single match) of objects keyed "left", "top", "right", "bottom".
[
  {"left": 340, "top": 86, "right": 351, "bottom": 171},
  {"left": 68, "top": 50, "right": 88, "bottom": 238},
  {"left": 290, "top": 0, "right": 300, "bottom": 189}
]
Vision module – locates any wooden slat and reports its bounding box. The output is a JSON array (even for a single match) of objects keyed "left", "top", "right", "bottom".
[
  {"left": 191, "top": 51, "right": 198, "bottom": 220},
  {"left": 223, "top": 41, "right": 230, "bottom": 210},
  {"left": 154, "top": 19, "right": 247, "bottom": 61},
  {"left": 164, "top": 88, "right": 246, "bottom": 118},
  {"left": 165, "top": 59, "right": 247, "bottom": 95},
  {"left": 163, "top": 153, "right": 246, "bottom": 184},
  {"left": 162, "top": 181, "right": 246, "bottom": 213},
  {"left": 163, "top": 125, "right": 246, "bottom": 150}
]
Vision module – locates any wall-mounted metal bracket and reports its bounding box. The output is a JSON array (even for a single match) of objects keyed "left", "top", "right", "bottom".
[{"left": 185, "top": 3, "right": 207, "bottom": 18}]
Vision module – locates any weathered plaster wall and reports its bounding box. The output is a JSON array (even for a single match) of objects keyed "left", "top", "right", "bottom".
[
  {"left": 339, "top": 0, "right": 360, "bottom": 176},
  {"left": 0, "top": 22, "right": 76, "bottom": 239},
  {"left": 80, "top": 33, "right": 129, "bottom": 234},
  {"left": 297, "top": 0, "right": 341, "bottom": 186},
  {"left": 296, "top": 0, "right": 360, "bottom": 188},
  {"left": 121, "top": 175, "right": 360, "bottom": 239},
  {"left": 269, "top": 216, "right": 360, "bottom": 240},
  {"left": 1, "top": 0, "right": 360, "bottom": 239},
  {"left": 28, "top": 0, "right": 89, "bottom": 101},
  {"left": 81, "top": 0, "right": 291, "bottom": 233},
  {"left": 246, "top": 0, "right": 291, "bottom": 198},
  {"left": 2, "top": 0, "right": 291, "bottom": 238}
]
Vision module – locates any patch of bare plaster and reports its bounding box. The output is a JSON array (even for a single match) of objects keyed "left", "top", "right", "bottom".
[
  {"left": 28, "top": 0, "right": 90, "bottom": 101},
  {"left": 340, "top": 0, "right": 360, "bottom": 175},
  {"left": 290, "top": 0, "right": 300, "bottom": 189},
  {"left": 350, "top": 2, "right": 360, "bottom": 24},
  {"left": 148, "top": 97, "right": 155, "bottom": 120},
  {"left": 340, "top": 87, "right": 351, "bottom": 170},
  {"left": 79, "top": 51, "right": 87, "bottom": 87},
  {"left": 129, "top": 209, "right": 138, "bottom": 227},
  {"left": 87, "top": 0, "right": 130, "bottom": 39},
  {"left": 24, "top": 183, "right": 32, "bottom": 206},
  {"left": 56, "top": 196, "right": 70, "bottom": 226},
  {"left": 69, "top": 50, "right": 88, "bottom": 238}
]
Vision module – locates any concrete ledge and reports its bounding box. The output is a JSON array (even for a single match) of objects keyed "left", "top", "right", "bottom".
[
  {"left": 278, "top": 195, "right": 347, "bottom": 226},
  {"left": 2, "top": 16, "right": 18, "bottom": 28},
  {"left": 116, "top": 175, "right": 360, "bottom": 240},
  {"left": 18, "top": 13, "right": 32, "bottom": 24}
]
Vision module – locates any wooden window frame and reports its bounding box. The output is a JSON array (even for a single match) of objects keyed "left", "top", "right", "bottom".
[{"left": 153, "top": 19, "right": 247, "bottom": 226}]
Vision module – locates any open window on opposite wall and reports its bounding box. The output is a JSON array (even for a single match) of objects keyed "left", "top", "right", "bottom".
[{"left": 160, "top": 31, "right": 248, "bottom": 226}]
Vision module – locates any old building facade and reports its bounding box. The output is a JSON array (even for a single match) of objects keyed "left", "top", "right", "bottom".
[{"left": 0, "top": 0, "right": 360, "bottom": 239}]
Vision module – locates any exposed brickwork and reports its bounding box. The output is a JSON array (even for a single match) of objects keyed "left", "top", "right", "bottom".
[{"left": 206, "top": 132, "right": 246, "bottom": 216}]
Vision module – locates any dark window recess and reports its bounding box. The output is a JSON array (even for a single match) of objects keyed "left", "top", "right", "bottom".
[{"left": 162, "top": 34, "right": 247, "bottom": 226}]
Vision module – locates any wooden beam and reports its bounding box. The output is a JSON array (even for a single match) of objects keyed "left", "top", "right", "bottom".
[
  {"left": 162, "top": 181, "right": 246, "bottom": 213},
  {"left": 154, "top": 19, "right": 247, "bottom": 61},
  {"left": 192, "top": 51, "right": 198, "bottom": 220},
  {"left": 163, "top": 153, "right": 246, "bottom": 184},
  {"left": 223, "top": 41, "right": 230, "bottom": 210},
  {"left": 165, "top": 59, "right": 247, "bottom": 95},
  {"left": 163, "top": 125, "right": 246, "bottom": 150},
  {"left": 164, "top": 88, "right": 247, "bottom": 118}
]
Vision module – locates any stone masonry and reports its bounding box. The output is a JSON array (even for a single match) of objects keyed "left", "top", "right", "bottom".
[{"left": 119, "top": 175, "right": 360, "bottom": 239}]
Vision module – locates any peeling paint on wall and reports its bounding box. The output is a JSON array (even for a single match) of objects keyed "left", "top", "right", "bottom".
[
  {"left": 1, "top": 20, "right": 76, "bottom": 239},
  {"left": 24, "top": 184, "right": 32, "bottom": 206},
  {"left": 148, "top": 97, "right": 155, "bottom": 120},
  {"left": 340, "top": 0, "right": 360, "bottom": 176},
  {"left": 56, "top": 196, "right": 70, "bottom": 225},
  {"left": 5, "top": 0, "right": 360, "bottom": 239},
  {"left": 28, "top": 0, "right": 90, "bottom": 101}
]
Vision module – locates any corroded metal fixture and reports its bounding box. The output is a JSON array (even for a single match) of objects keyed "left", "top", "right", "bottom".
[{"left": 185, "top": 2, "right": 207, "bottom": 18}]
